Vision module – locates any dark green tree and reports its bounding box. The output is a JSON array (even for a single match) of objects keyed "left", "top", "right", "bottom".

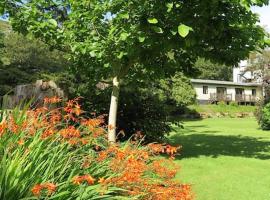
[
  {"left": 194, "top": 58, "right": 233, "bottom": 81},
  {"left": 0, "top": 21, "right": 67, "bottom": 96},
  {"left": 1, "top": 0, "right": 269, "bottom": 142}
]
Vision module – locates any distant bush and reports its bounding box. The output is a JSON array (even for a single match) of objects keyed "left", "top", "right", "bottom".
[
  {"left": 229, "top": 101, "right": 238, "bottom": 107},
  {"left": 0, "top": 98, "right": 193, "bottom": 200},
  {"left": 258, "top": 102, "right": 270, "bottom": 130},
  {"left": 158, "top": 72, "right": 196, "bottom": 108},
  {"left": 217, "top": 101, "right": 227, "bottom": 107}
]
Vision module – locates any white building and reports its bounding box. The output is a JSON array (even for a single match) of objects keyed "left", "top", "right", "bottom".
[{"left": 191, "top": 62, "right": 263, "bottom": 105}]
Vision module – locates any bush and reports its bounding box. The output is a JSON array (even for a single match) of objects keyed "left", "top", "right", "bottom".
[
  {"left": 229, "top": 101, "right": 238, "bottom": 107},
  {"left": 259, "top": 102, "right": 270, "bottom": 130},
  {"left": 0, "top": 98, "right": 193, "bottom": 200},
  {"left": 217, "top": 101, "right": 227, "bottom": 107},
  {"left": 118, "top": 87, "right": 171, "bottom": 142},
  {"left": 158, "top": 72, "right": 196, "bottom": 108}
]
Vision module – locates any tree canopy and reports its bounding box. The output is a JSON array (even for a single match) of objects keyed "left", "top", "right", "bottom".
[
  {"left": 1, "top": 0, "right": 269, "bottom": 141},
  {"left": 194, "top": 58, "right": 233, "bottom": 81}
]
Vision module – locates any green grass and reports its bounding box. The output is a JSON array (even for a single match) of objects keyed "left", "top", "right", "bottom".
[
  {"left": 188, "top": 104, "right": 256, "bottom": 114},
  {"left": 170, "top": 118, "right": 270, "bottom": 200}
]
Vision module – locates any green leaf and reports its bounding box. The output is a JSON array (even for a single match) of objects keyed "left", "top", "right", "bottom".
[
  {"left": 152, "top": 26, "right": 163, "bottom": 34},
  {"left": 170, "top": 30, "right": 177, "bottom": 36},
  {"left": 265, "top": 38, "right": 270, "bottom": 46},
  {"left": 167, "top": 51, "right": 175, "bottom": 60},
  {"left": 138, "top": 36, "right": 145, "bottom": 43},
  {"left": 178, "top": 24, "right": 193, "bottom": 38},
  {"left": 166, "top": 3, "right": 174, "bottom": 12},
  {"left": 147, "top": 18, "right": 158, "bottom": 24},
  {"left": 120, "top": 32, "right": 129, "bottom": 41},
  {"left": 90, "top": 51, "right": 96, "bottom": 57},
  {"left": 48, "top": 19, "right": 57, "bottom": 27},
  {"left": 118, "top": 12, "right": 129, "bottom": 19},
  {"left": 117, "top": 52, "right": 124, "bottom": 59}
]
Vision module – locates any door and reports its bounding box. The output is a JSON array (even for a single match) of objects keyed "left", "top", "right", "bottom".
[
  {"left": 216, "top": 87, "right": 227, "bottom": 101},
  {"left": 235, "top": 88, "right": 244, "bottom": 101}
]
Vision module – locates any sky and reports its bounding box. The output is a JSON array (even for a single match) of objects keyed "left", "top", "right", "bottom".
[{"left": 252, "top": 5, "right": 270, "bottom": 31}]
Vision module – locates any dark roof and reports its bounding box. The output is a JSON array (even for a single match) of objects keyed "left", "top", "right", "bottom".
[{"left": 191, "top": 79, "right": 261, "bottom": 87}]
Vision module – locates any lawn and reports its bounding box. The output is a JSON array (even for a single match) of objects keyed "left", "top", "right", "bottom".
[
  {"left": 170, "top": 118, "right": 270, "bottom": 200},
  {"left": 188, "top": 104, "right": 256, "bottom": 114}
]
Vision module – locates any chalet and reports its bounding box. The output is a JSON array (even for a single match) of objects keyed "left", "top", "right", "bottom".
[{"left": 191, "top": 61, "right": 263, "bottom": 105}]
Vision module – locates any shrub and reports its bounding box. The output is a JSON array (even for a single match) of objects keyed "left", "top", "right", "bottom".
[
  {"left": 217, "top": 101, "right": 227, "bottom": 107},
  {"left": 258, "top": 102, "right": 270, "bottom": 130},
  {"left": 118, "top": 86, "right": 171, "bottom": 142},
  {"left": 158, "top": 72, "right": 196, "bottom": 108},
  {"left": 229, "top": 101, "right": 238, "bottom": 107},
  {"left": 0, "top": 97, "right": 193, "bottom": 200}
]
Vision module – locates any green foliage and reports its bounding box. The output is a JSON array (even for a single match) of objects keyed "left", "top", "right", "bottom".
[
  {"left": 217, "top": 101, "right": 227, "bottom": 107},
  {"left": 117, "top": 86, "right": 171, "bottom": 142},
  {"left": 158, "top": 72, "right": 196, "bottom": 107},
  {"left": 1, "top": 0, "right": 269, "bottom": 84},
  {"left": 229, "top": 101, "right": 238, "bottom": 107},
  {"left": 0, "top": 21, "right": 68, "bottom": 96},
  {"left": 194, "top": 58, "right": 233, "bottom": 81},
  {"left": 0, "top": 103, "right": 191, "bottom": 199},
  {"left": 259, "top": 102, "right": 270, "bottom": 130}
]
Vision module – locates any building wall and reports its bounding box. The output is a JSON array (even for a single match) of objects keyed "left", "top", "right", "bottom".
[{"left": 193, "top": 83, "right": 262, "bottom": 103}]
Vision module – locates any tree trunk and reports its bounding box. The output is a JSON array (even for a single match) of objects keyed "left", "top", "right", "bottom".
[{"left": 108, "top": 76, "right": 120, "bottom": 143}]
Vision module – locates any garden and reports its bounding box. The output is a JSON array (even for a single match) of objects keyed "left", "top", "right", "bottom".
[{"left": 0, "top": 1, "right": 270, "bottom": 200}]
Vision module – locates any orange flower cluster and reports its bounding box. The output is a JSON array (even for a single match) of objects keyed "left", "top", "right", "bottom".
[
  {"left": 95, "top": 143, "right": 192, "bottom": 199},
  {"left": 44, "top": 97, "right": 62, "bottom": 104},
  {"left": 31, "top": 182, "right": 57, "bottom": 196},
  {"left": 59, "top": 126, "right": 80, "bottom": 138},
  {"left": 1, "top": 98, "right": 192, "bottom": 200},
  {"left": 0, "top": 121, "right": 7, "bottom": 137},
  {"left": 72, "top": 174, "right": 96, "bottom": 185},
  {"left": 148, "top": 143, "right": 181, "bottom": 158},
  {"left": 64, "top": 99, "right": 83, "bottom": 120}
]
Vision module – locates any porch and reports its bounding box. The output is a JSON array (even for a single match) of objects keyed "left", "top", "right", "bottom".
[{"left": 209, "top": 93, "right": 256, "bottom": 104}]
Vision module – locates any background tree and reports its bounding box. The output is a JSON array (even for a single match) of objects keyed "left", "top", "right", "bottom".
[
  {"left": 1, "top": 0, "right": 269, "bottom": 142},
  {"left": 194, "top": 58, "right": 233, "bottom": 81},
  {"left": 0, "top": 20, "right": 67, "bottom": 96}
]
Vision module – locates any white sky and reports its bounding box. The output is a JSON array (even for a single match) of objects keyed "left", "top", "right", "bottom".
[{"left": 252, "top": 5, "right": 270, "bottom": 31}]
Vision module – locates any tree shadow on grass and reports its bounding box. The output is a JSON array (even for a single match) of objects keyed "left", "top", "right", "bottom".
[{"left": 170, "top": 133, "right": 270, "bottom": 160}]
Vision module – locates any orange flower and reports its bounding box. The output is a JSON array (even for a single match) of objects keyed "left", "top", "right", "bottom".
[
  {"left": 31, "top": 184, "right": 42, "bottom": 196},
  {"left": 72, "top": 174, "right": 95, "bottom": 185},
  {"left": 83, "top": 175, "right": 95, "bottom": 185},
  {"left": 43, "top": 183, "right": 57, "bottom": 194},
  {"left": 41, "top": 129, "right": 55, "bottom": 139},
  {"left": 0, "top": 121, "right": 7, "bottom": 137},
  {"left": 72, "top": 176, "right": 83, "bottom": 185},
  {"left": 73, "top": 104, "right": 82, "bottom": 116},
  {"left": 98, "top": 177, "right": 106, "bottom": 184},
  {"left": 17, "top": 139, "right": 24, "bottom": 145}
]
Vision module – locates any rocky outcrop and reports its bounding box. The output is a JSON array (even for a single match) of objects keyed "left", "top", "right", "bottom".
[{"left": 1, "top": 80, "right": 64, "bottom": 109}]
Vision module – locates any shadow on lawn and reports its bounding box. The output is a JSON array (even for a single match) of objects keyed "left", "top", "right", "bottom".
[{"left": 170, "top": 133, "right": 270, "bottom": 160}]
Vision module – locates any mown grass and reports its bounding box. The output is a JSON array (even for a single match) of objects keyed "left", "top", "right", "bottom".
[
  {"left": 188, "top": 104, "right": 256, "bottom": 115},
  {"left": 170, "top": 118, "right": 270, "bottom": 200}
]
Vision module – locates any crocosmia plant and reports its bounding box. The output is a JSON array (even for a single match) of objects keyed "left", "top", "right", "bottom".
[{"left": 0, "top": 97, "right": 192, "bottom": 200}]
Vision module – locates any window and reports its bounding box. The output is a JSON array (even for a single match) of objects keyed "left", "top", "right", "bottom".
[
  {"left": 203, "top": 86, "right": 208, "bottom": 94},
  {"left": 252, "top": 89, "right": 256, "bottom": 96}
]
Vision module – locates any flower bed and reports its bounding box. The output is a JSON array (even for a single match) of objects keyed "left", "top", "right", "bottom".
[{"left": 0, "top": 98, "right": 192, "bottom": 200}]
